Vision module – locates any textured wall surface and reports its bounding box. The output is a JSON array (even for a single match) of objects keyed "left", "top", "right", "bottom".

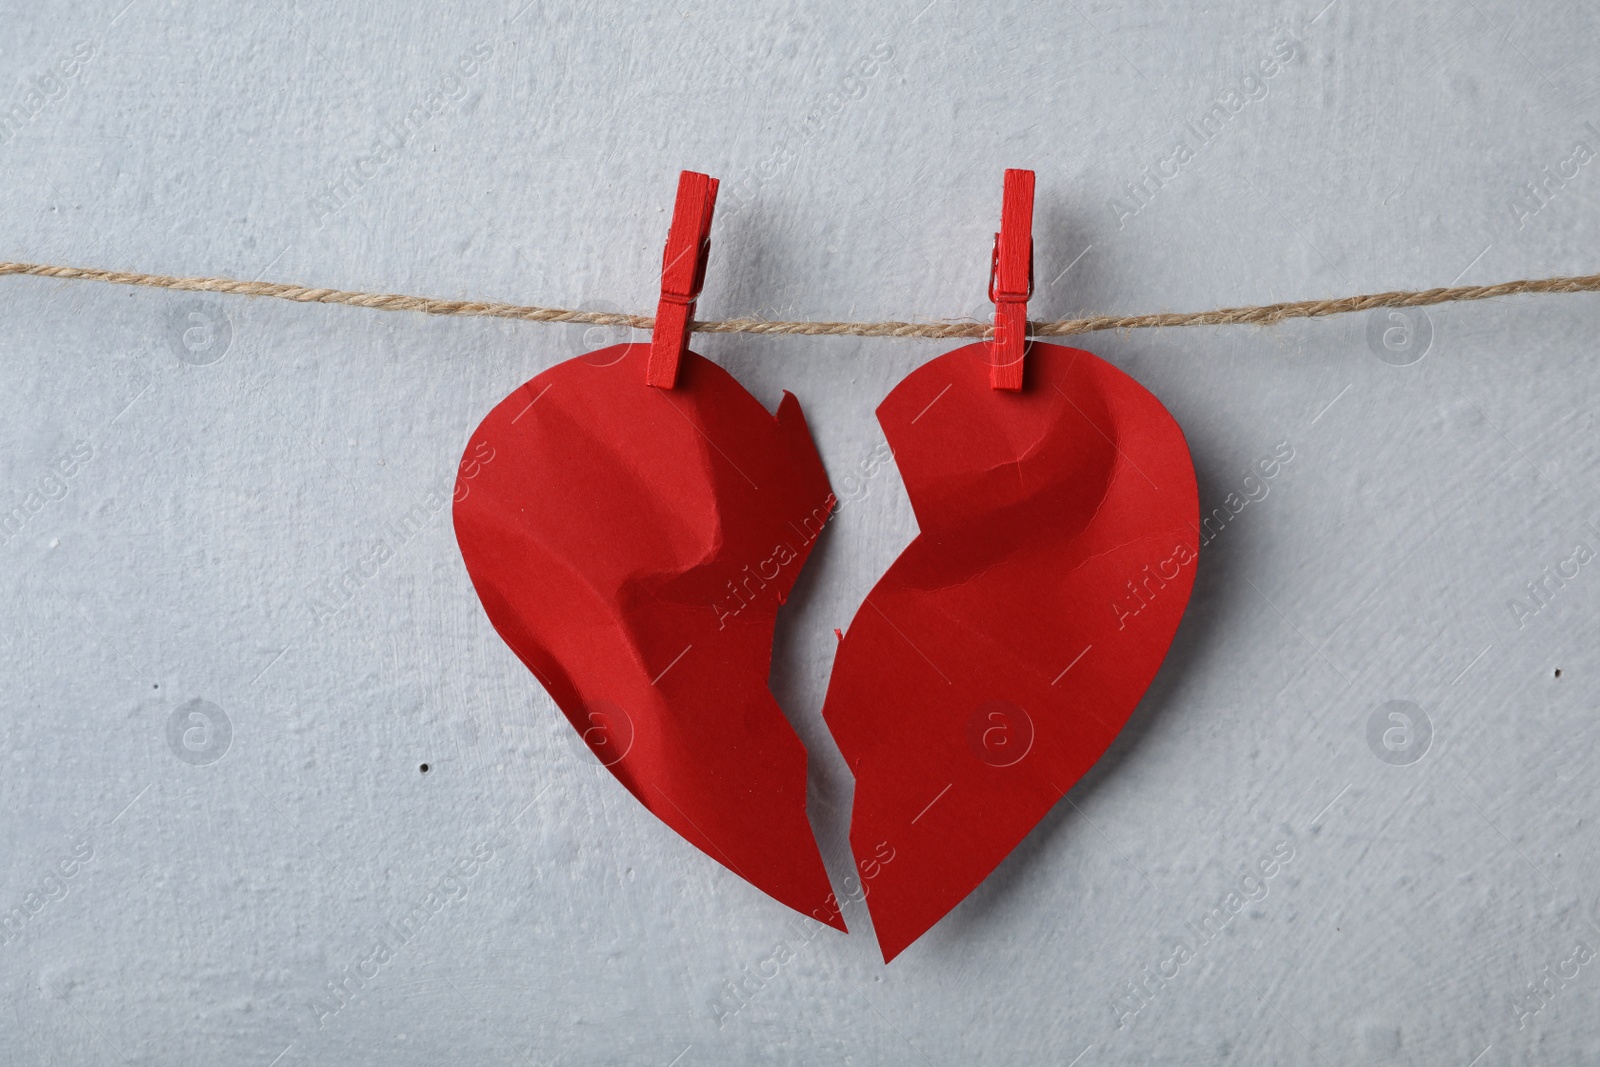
[{"left": 4, "top": 1, "right": 1600, "bottom": 1063}]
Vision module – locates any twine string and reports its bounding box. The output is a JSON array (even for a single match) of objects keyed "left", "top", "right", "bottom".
[{"left": 5, "top": 260, "right": 1600, "bottom": 339}]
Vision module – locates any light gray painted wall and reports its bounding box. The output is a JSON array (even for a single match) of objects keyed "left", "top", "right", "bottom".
[{"left": 3, "top": 1, "right": 1599, "bottom": 1063}]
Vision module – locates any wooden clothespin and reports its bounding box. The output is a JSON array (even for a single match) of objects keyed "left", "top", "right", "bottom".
[
  {"left": 646, "top": 170, "right": 719, "bottom": 389},
  {"left": 987, "top": 169, "right": 1035, "bottom": 391}
]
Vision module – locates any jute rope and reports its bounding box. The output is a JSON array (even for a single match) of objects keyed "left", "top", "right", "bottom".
[{"left": 5, "top": 260, "right": 1600, "bottom": 339}]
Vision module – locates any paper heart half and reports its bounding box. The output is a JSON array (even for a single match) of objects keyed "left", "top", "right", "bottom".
[
  {"left": 454, "top": 343, "right": 844, "bottom": 929},
  {"left": 822, "top": 341, "right": 1198, "bottom": 960}
]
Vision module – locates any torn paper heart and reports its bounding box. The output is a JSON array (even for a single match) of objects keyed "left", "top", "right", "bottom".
[
  {"left": 454, "top": 343, "right": 844, "bottom": 929},
  {"left": 822, "top": 341, "right": 1198, "bottom": 961}
]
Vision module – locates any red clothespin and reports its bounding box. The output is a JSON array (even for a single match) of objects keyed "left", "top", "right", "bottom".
[
  {"left": 987, "top": 169, "right": 1035, "bottom": 391},
  {"left": 646, "top": 170, "right": 719, "bottom": 389}
]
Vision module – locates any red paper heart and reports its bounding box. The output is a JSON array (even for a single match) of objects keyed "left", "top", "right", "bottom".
[
  {"left": 454, "top": 343, "right": 844, "bottom": 929},
  {"left": 822, "top": 341, "right": 1198, "bottom": 960}
]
